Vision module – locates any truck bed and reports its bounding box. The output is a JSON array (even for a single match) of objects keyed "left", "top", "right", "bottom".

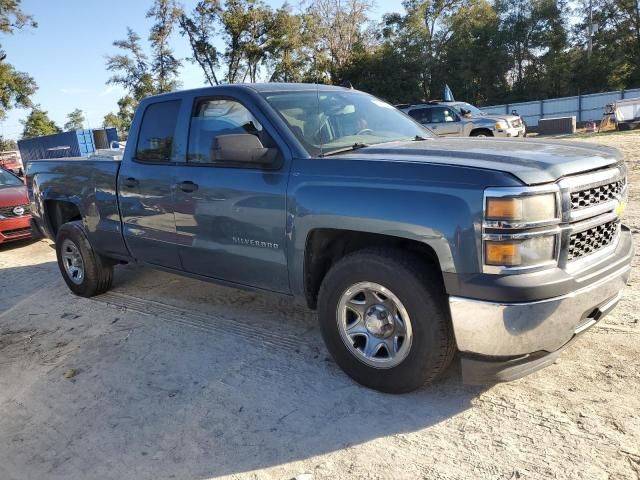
[{"left": 27, "top": 157, "right": 130, "bottom": 260}]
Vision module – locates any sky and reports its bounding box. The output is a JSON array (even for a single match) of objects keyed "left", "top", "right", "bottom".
[{"left": 1, "top": 0, "right": 405, "bottom": 140}]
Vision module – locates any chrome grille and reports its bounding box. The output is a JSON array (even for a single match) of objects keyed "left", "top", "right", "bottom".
[
  {"left": 570, "top": 179, "right": 625, "bottom": 210},
  {"left": 568, "top": 220, "right": 619, "bottom": 261},
  {"left": 0, "top": 204, "right": 31, "bottom": 217}
]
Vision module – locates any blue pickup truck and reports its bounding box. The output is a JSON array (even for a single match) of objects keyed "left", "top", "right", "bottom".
[{"left": 27, "top": 84, "right": 633, "bottom": 393}]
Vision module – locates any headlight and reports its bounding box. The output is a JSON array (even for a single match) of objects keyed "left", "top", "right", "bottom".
[
  {"left": 483, "top": 187, "right": 561, "bottom": 272},
  {"left": 495, "top": 121, "right": 507, "bottom": 130},
  {"left": 485, "top": 235, "right": 556, "bottom": 267},
  {"left": 486, "top": 193, "right": 558, "bottom": 225}
]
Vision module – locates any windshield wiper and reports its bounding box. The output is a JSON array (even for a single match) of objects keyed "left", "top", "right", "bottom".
[
  {"left": 413, "top": 135, "right": 430, "bottom": 141},
  {"left": 320, "top": 142, "right": 370, "bottom": 157}
]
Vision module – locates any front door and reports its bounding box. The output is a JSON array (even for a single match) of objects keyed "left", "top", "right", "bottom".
[
  {"left": 118, "top": 99, "right": 182, "bottom": 269},
  {"left": 172, "top": 96, "right": 290, "bottom": 293},
  {"left": 425, "top": 106, "right": 463, "bottom": 136}
]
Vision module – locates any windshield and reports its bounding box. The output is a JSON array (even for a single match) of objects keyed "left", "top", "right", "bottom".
[
  {"left": 262, "top": 90, "right": 434, "bottom": 156},
  {"left": 450, "top": 102, "right": 484, "bottom": 116},
  {"left": 0, "top": 168, "right": 23, "bottom": 187}
]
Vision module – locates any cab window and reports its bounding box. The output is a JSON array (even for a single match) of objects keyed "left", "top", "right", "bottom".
[
  {"left": 135, "top": 100, "right": 181, "bottom": 162},
  {"left": 430, "top": 107, "right": 459, "bottom": 124},
  {"left": 187, "top": 98, "right": 275, "bottom": 164}
]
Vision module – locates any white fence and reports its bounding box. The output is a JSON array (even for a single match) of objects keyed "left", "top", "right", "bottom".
[{"left": 479, "top": 88, "right": 640, "bottom": 127}]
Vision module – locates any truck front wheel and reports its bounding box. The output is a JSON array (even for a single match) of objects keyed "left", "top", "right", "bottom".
[
  {"left": 55, "top": 221, "right": 114, "bottom": 297},
  {"left": 317, "top": 248, "right": 455, "bottom": 393}
]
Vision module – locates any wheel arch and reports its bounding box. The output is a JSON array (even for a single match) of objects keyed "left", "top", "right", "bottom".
[
  {"left": 470, "top": 128, "right": 494, "bottom": 137},
  {"left": 302, "top": 229, "right": 446, "bottom": 309},
  {"left": 44, "top": 199, "right": 82, "bottom": 236}
]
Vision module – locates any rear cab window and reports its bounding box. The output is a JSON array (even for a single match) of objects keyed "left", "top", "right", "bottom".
[
  {"left": 135, "top": 100, "right": 181, "bottom": 162},
  {"left": 409, "top": 108, "right": 431, "bottom": 124}
]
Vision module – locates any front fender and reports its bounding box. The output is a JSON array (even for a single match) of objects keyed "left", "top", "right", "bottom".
[{"left": 285, "top": 159, "right": 501, "bottom": 298}]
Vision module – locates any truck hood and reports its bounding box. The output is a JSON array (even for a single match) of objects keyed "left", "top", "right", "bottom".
[
  {"left": 473, "top": 113, "right": 519, "bottom": 123},
  {"left": 342, "top": 138, "right": 623, "bottom": 185},
  {"left": 0, "top": 185, "right": 29, "bottom": 207}
]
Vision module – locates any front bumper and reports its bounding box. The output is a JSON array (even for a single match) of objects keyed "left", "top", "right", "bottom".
[
  {"left": 494, "top": 126, "right": 525, "bottom": 137},
  {"left": 0, "top": 215, "right": 33, "bottom": 243},
  {"left": 449, "top": 227, "right": 633, "bottom": 383}
]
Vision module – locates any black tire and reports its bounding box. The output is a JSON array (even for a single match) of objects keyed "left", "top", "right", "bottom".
[
  {"left": 618, "top": 121, "right": 640, "bottom": 131},
  {"left": 317, "top": 248, "right": 456, "bottom": 393},
  {"left": 470, "top": 129, "right": 493, "bottom": 137},
  {"left": 55, "top": 221, "right": 114, "bottom": 297}
]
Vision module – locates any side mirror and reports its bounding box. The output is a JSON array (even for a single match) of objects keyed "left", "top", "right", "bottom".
[{"left": 212, "top": 134, "right": 278, "bottom": 165}]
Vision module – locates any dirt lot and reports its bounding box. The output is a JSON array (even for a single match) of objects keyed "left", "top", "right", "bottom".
[{"left": 1, "top": 132, "right": 639, "bottom": 480}]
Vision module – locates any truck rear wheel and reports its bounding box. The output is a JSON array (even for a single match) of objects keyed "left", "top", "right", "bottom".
[
  {"left": 55, "top": 221, "right": 113, "bottom": 297},
  {"left": 317, "top": 248, "right": 455, "bottom": 393}
]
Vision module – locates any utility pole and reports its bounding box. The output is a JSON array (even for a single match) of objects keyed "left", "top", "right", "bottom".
[{"left": 587, "top": 0, "right": 593, "bottom": 59}]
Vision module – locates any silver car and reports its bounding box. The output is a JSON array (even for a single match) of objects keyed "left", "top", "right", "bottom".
[{"left": 399, "top": 101, "right": 526, "bottom": 138}]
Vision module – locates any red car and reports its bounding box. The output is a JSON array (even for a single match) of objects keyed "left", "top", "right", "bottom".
[{"left": 0, "top": 168, "right": 32, "bottom": 244}]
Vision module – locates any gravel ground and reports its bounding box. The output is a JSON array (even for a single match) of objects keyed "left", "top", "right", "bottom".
[{"left": 0, "top": 132, "right": 639, "bottom": 480}]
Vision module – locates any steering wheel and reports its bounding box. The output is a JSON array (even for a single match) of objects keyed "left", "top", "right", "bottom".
[{"left": 356, "top": 128, "right": 374, "bottom": 135}]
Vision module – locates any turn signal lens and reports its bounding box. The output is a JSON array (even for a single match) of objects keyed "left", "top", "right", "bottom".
[
  {"left": 486, "top": 198, "right": 522, "bottom": 220},
  {"left": 485, "top": 242, "right": 521, "bottom": 266},
  {"left": 495, "top": 122, "right": 506, "bottom": 130},
  {"left": 485, "top": 235, "right": 556, "bottom": 268}
]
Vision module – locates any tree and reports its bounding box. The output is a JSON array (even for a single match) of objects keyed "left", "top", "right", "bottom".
[
  {"left": 570, "top": 0, "right": 640, "bottom": 91},
  {"left": 179, "top": 0, "right": 319, "bottom": 85},
  {"left": 495, "top": 0, "right": 570, "bottom": 100},
  {"left": 178, "top": 0, "right": 223, "bottom": 86},
  {"left": 0, "top": 136, "right": 17, "bottom": 151},
  {"left": 106, "top": 27, "right": 156, "bottom": 101},
  {"left": 103, "top": 112, "right": 120, "bottom": 129},
  {"left": 219, "top": 0, "right": 274, "bottom": 83},
  {"left": 267, "top": 4, "right": 315, "bottom": 82},
  {"left": 103, "top": 96, "right": 137, "bottom": 136},
  {"left": 147, "top": 0, "right": 182, "bottom": 92},
  {"left": 0, "top": 0, "right": 37, "bottom": 120},
  {"left": 64, "top": 108, "right": 85, "bottom": 131},
  {"left": 21, "top": 106, "right": 61, "bottom": 139},
  {"left": 306, "top": 0, "right": 374, "bottom": 82},
  {"left": 441, "top": 0, "right": 510, "bottom": 104},
  {"left": 105, "top": 0, "right": 182, "bottom": 136}
]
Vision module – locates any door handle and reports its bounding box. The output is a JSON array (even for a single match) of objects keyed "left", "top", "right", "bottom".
[
  {"left": 123, "top": 177, "right": 139, "bottom": 188},
  {"left": 179, "top": 181, "right": 199, "bottom": 193}
]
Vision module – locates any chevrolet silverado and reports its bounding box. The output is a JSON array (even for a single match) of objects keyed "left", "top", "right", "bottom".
[{"left": 27, "top": 84, "right": 633, "bottom": 393}]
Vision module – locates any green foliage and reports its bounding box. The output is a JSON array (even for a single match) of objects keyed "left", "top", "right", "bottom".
[
  {"left": 106, "top": 28, "right": 157, "bottom": 101},
  {"left": 0, "top": 136, "right": 17, "bottom": 151},
  {"left": 147, "top": 0, "right": 182, "bottom": 92},
  {"left": 111, "top": 0, "right": 639, "bottom": 111},
  {"left": 103, "top": 96, "right": 137, "bottom": 137},
  {"left": 20, "top": 106, "right": 61, "bottom": 139},
  {"left": 105, "top": 0, "right": 182, "bottom": 137},
  {"left": 0, "top": 0, "right": 37, "bottom": 120},
  {"left": 337, "top": 0, "right": 639, "bottom": 105},
  {"left": 0, "top": 61, "right": 37, "bottom": 120},
  {"left": 178, "top": 0, "right": 222, "bottom": 86},
  {"left": 0, "top": 0, "right": 36, "bottom": 34},
  {"left": 63, "top": 108, "right": 85, "bottom": 131}
]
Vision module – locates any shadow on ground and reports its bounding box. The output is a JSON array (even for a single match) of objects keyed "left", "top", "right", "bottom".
[{"left": 0, "top": 262, "right": 486, "bottom": 480}]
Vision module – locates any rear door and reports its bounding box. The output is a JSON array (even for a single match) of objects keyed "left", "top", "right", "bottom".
[
  {"left": 118, "top": 99, "right": 182, "bottom": 269},
  {"left": 172, "top": 93, "right": 291, "bottom": 293}
]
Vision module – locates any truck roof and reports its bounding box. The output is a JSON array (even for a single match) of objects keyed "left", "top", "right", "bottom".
[{"left": 144, "top": 82, "right": 356, "bottom": 101}]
